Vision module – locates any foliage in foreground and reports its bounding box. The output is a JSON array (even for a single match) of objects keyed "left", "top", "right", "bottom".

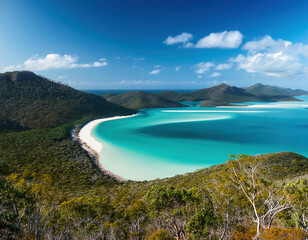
[{"left": 0, "top": 123, "right": 307, "bottom": 239}]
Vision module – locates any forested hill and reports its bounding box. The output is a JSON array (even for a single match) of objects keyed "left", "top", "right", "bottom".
[
  {"left": 156, "top": 83, "right": 306, "bottom": 106},
  {"left": 0, "top": 71, "right": 135, "bottom": 130},
  {"left": 245, "top": 83, "right": 308, "bottom": 96},
  {"left": 104, "top": 90, "right": 185, "bottom": 110}
]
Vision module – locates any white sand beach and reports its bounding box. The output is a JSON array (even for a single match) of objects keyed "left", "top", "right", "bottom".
[{"left": 77, "top": 114, "right": 137, "bottom": 181}]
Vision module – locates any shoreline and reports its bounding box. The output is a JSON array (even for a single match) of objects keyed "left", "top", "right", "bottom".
[{"left": 74, "top": 114, "right": 137, "bottom": 182}]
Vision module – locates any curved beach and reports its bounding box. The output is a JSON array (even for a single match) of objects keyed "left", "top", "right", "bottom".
[
  {"left": 76, "top": 96, "right": 308, "bottom": 181},
  {"left": 77, "top": 114, "right": 137, "bottom": 181}
]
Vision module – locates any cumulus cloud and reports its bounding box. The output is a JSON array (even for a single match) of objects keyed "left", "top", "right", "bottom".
[
  {"left": 2, "top": 54, "right": 108, "bottom": 72},
  {"left": 233, "top": 52, "right": 302, "bottom": 77},
  {"left": 206, "top": 80, "right": 232, "bottom": 86},
  {"left": 233, "top": 35, "right": 308, "bottom": 77},
  {"left": 119, "top": 80, "right": 162, "bottom": 85},
  {"left": 58, "top": 75, "right": 67, "bottom": 80},
  {"left": 175, "top": 66, "right": 181, "bottom": 71},
  {"left": 193, "top": 62, "right": 214, "bottom": 74},
  {"left": 164, "top": 30, "right": 243, "bottom": 49},
  {"left": 195, "top": 31, "right": 243, "bottom": 49},
  {"left": 2, "top": 64, "right": 22, "bottom": 72},
  {"left": 242, "top": 35, "right": 291, "bottom": 53},
  {"left": 215, "top": 63, "right": 232, "bottom": 70},
  {"left": 209, "top": 72, "right": 221, "bottom": 78},
  {"left": 163, "top": 32, "right": 193, "bottom": 47},
  {"left": 133, "top": 57, "right": 145, "bottom": 61},
  {"left": 149, "top": 69, "right": 161, "bottom": 75},
  {"left": 118, "top": 80, "right": 198, "bottom": 86}
]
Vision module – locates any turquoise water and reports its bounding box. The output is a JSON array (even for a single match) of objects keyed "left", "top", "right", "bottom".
[{"left": 93, "top": 96, "right": 308, "bottom": 181}]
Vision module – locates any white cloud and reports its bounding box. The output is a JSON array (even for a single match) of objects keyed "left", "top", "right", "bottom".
[
  {"left": 2, "top": 54, "right": 108, "bottom": 72},
  {"left": 197, "top": 75, "right": 202, "bottom": 79},
  {"left": 133, "top": 57, "right": 145, "bottom": 61},
  {"left": 119, "top": 80, "right": 161, "bottom": 85},
  {"left": 118, "top": 80, "right": 198, "bottom": 86},
  {"left": 193, "top": 62, "right": 214, "bottom": 74},
  {"left": 154, "top": 65, "right": 161, "bottom": 68},
  {"left": 233, "top": 52, "right": 302, "bottom": 77},
  {"left": 215, "top": 63, "right": 232, "bottom": 70},
  {"left": 233, "top": 35, "right": 308, "bottom": 77},
  {"left": 2, "top": 64, "right": 22, "bottom": 72},
  {"left": 209, "top": 72, "right": 221, "bottom": 78},
  {"left": 115, "top": 56, "right": 130, "bottom": 60},
  {"left": 163, "top": 32, "right": 193, "bottom": 47},
  {"left": 195, "top": 31, "right": 243, "bottom": 49},
  {"left": 149, "top": 69, "right": 161, "bottom": 75},
  {"left": 242, "top": 35, "right": 292, "bottom": 53},
  {"left": 175, "top": 66, "right": 181, "bottom": 71},
  {"left": 206, "top": 80, "right": 233, "bottom": 86},
  {"left": 58, "top": 75, "right": 67, "bottom": 79}
]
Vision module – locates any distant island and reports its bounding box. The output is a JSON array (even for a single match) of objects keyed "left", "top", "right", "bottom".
[{"left": 104, "top": 82, "right": 308, "bottom": 109}]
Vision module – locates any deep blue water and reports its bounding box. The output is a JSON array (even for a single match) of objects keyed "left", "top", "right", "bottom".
[{"left": 93, "top": 96, "right": 308, "bottom": 180}]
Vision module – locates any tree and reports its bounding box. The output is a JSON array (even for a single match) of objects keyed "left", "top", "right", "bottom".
[
  {"left": 228, "top": 155, "right": 290, "bottom": 239},
  {"left": 147, "top": 229, "right": 173, "bottom": 240},
  {"left": 285, "top": 178, "right": 308, "bottom": 231},
  {"left": 0, "top": 177, "right": 20, "bottom": 239},
  {"left": 58, "top": 195, "right": 114, "bottom": 238},
  {"left": 186, "top": 207, "right": 217, "bottom": 239},
  {"left": 145, "top": 186, "right": 215, "bottom": 240},
  {"left": 125, "top": 199, "right": 147, "bottom": 240}
]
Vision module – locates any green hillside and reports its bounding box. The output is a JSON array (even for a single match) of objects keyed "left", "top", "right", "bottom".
[
  {"left": 105, "top": 90, "right": 185, "bottom": 110},
  {"left": 246, "top": 83, "right": 308, "bottom": 96},
  {"left": 0, "top": 71, "right": 134, "bottom": 129},
  {"left": 155, "top": 90, "right": 184, "bottom": 102}
]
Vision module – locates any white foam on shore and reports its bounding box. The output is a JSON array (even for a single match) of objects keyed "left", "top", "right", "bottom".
[
  {"left": 78, "top": 115, "right": 137, "bottom": 155},
  {"left": 246, "top": 104, "right": 301, "bottom": 108},
  {"left": 158, "top": 116, "right": 231, "bottom": 124},
  {"left": 217, "top": 104, "right": 308, "bottom": 109}
]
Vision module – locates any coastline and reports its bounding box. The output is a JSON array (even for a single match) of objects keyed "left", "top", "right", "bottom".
[{"left": 74, "top": 114, "right": 137, "bottom": 182}]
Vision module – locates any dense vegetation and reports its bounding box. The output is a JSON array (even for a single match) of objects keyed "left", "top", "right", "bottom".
[
  {"left": 0, "top": 71, "right": 134, "bottom": 130},
  {"left": 104, "top": 91, "right": 185, "bottom": 110},
  {"left": 1, "top": 71, "right": 307, "bottom": 239},
  {"left": 1, "top": 121, "right": 307, "bottom": 239}
]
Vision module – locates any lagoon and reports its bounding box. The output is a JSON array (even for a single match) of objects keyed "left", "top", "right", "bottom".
[{"left": 93, "top": 96, "right": 308, "bottom": 180}]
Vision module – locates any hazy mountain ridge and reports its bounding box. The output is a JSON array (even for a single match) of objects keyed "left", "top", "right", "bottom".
[
  {"left": 245, "top": 83, "right": 308, "bottom": 96},
  {"left": 156, "top": 83, "right": 307, "bottom": 106},
  {"left": 0, "top": 71, "right": 134, "bottom": 130}
]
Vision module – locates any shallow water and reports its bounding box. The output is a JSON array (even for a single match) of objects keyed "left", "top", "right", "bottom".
[{"left": 93, "top": 96, "right": 308, "bottom": 180}]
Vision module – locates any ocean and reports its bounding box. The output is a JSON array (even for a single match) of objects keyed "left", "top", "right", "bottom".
[{"left": 93, "top": 96, "right": 308, "bottom": 180}]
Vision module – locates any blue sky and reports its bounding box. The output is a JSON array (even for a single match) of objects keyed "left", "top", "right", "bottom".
[{"left": 1, "top": 0, "right": 308, "bottom": 90}]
